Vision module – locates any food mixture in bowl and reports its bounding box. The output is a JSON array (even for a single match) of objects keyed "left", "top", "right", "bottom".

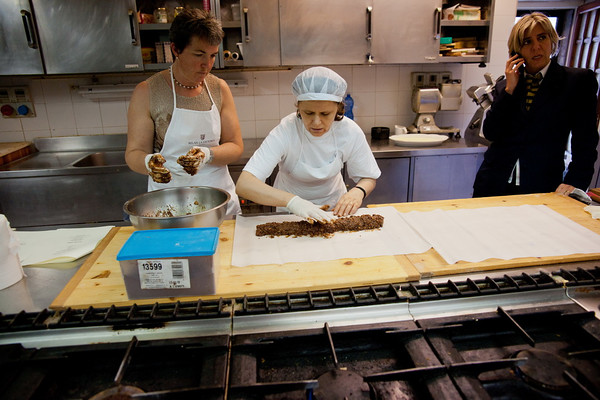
[{"left": 143, "top": 200, "right": 207, "bottom": 217}]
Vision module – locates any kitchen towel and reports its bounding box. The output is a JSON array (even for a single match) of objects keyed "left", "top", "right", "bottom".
[
  {"left": 0, "top": 214, "right": 25, "bottom": 289},
  {"left": 400, "top": 204, "right": 600, "bottom": 264},
  {"left": 231, "top": 206, "right": 431, "bottom": 267}
]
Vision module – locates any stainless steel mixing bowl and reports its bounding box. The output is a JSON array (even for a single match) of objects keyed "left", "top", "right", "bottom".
[{"left": 123, "top": 186, "right": 230, "bottom": 230}]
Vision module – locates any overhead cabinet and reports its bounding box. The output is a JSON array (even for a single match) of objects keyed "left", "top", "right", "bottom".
[
  {"left": 0, "top": 0, "right": 143, "bottom": 75},
  {"left": 279, "top": 0, "right": 371, "bottom": 66},
  {"left": 238, "top": 0, "right": 280, "bottom": 67},
  {"left": 279, "top": 0, "right": 441, "bottom": 66},
  {"left": 274, "top": 0, "right": 492, "bottom": 66},
  {"left": 370, "top": 0, "right": 441, "bottom": 64}
]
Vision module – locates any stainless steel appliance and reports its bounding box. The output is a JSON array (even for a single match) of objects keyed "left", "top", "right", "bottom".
[
  {"left": 408, "top": 79, "right": 462, "bottom": 137},
  {"left": 464, "top": 72, "right": 502, "bottom": 147},
  {"left": 0, "top": 0, "right": 143, "bottom": 75},
  {"left": 1, "top": 265, "right": 599, "bottom": 399}
]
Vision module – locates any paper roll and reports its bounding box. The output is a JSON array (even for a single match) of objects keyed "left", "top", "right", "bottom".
[
  {"left": 231, "top": 51, "right": 239, "bottom": 61},
  {"left": 0, "top": 214, "right": 24, "bottom": 290},
  {"left": 223, "top": 50, "right": 232, "bottom": 60}
]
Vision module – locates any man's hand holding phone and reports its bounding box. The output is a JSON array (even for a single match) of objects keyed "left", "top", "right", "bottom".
[{"left": 505, "top": 53, "right": 525, "bottom": 95}]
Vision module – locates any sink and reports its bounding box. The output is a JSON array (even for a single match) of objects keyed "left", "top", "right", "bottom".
[{"left": 71, "top": 151, "right": 126, "bottom": 167}]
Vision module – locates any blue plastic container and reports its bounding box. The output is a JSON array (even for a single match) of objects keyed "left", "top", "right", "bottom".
[{"left": 117, "top": 227, "right": 219, "bottom": 299}]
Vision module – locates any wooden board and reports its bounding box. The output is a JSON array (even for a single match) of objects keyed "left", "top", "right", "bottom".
[
  {"left": 370, "top": 193, "right": 600, "bottom": 278},
  {"left": 0, "top": 142, "right": 34, "bottom": 166},
  {"left": 51, "top": 193, "right": 600, "bottom": 310},
  {"left": 51, "top": 221, "right": 421, "bottom": 310}
]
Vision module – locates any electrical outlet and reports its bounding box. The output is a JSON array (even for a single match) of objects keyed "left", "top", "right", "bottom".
[
  {"left": 0, "top": 86, "right": 36, "bottom": 118},
  {"left": 411, "top": 72, "right": 426, "bottom": 88},
  {"left": 426, "top": 73, "right": 440, "bottom": 87}
]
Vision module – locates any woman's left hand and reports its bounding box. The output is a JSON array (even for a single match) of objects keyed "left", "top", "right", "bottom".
[
  {"left": 333, "top": 190, "right": 363, "bottom": 217},
  {"left": 555, "top": 183, "right": 575, "bottom": 196}
]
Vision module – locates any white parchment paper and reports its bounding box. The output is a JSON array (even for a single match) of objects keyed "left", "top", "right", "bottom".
[
  {"left": 231, "top": 206, "right": 431, "bottom": 267},
  {"left": 400, "top": 204, "right": 600, "bottom": 264}
]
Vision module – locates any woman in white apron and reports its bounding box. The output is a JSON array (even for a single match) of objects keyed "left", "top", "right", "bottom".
[
  {"left": 236, "top": 67, "right": 380, "bottom": 222},
  {"left": 126, "top": 8, "right": 242, "bottom": 216}
]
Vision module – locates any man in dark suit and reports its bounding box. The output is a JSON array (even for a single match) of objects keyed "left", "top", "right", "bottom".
[{"left": 473, "top": 12, "right": 598, "bottom": 198}]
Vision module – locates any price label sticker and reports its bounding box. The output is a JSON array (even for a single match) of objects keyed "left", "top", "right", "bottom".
[{"left": 137, "top": 259, "right": 190, "bottom": 289}]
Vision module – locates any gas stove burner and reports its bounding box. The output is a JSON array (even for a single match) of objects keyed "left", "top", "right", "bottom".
[
  {"left": 314, "top": 368, "right": 371, "bottom": 399},
  {"left": 88, "top": 384, "right": 145, "bottom": 400},
  {"left": 513, "top": 349, "right": 576, "bottom": 392}
]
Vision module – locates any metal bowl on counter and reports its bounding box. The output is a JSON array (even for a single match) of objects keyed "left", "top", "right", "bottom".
[{"left": 123, "top": 186, "right": 230, "bottom": 230}]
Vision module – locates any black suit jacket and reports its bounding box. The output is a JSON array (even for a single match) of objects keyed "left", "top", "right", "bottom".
[{"left": 473, "top": 59, "right": 599, "bottom": 197}]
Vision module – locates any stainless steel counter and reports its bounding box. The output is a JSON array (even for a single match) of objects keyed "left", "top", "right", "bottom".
[
  {"left": 0, "top": 134, "right": 486, "bottom": 175},
  {"left": 239, "top": 135, "right": 486, "bottom": 165}
]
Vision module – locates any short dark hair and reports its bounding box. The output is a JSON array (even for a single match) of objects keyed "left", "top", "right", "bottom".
[{"left": 169, "top": 8, "right": 224, "bottom": 53}]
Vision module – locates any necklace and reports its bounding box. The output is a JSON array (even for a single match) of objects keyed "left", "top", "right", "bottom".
[{"left": 173, "top": 76, "right": 202, "bottom": 90}]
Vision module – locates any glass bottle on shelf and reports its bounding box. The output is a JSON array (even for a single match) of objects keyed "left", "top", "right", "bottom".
[{"left": 154, "top": 7, "right": 168, "bottom": 23}]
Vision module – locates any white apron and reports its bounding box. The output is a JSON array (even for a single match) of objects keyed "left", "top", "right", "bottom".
[
  {"left": 147, "top": 68, "right": 241, "bottom": 215},
  {"left": 274, "top": 124, "right": 345, "bottom": 210}
]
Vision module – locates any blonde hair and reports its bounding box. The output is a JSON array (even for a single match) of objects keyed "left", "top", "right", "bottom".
[{"left": 508, "top": 12, "right": 561, "bottom": 56}]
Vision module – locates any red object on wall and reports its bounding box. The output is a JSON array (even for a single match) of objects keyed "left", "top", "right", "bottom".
[{"left": 1, "top": 105, "right": 15, "bottom": 116}]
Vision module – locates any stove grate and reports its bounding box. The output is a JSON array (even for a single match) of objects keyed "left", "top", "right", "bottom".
[{"left": 1, "top": 266, "right": 599, "bottom": 332}]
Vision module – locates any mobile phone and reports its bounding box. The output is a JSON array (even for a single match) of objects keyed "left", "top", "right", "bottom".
[{"left": 510, "top": 51, "right": 525, "bottom": 70}]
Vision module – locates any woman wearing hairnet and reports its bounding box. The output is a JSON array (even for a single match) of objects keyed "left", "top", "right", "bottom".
[{"left": 236, "top": 67, "right": 381, "bottom": 222}]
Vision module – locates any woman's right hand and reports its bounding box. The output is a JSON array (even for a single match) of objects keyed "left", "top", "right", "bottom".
[
  {"left": 145, "top": 153, "right": 171, "bottom": 183},
  {"left": 286, "top": 196, "right": 333, "bottom": 224},
  {"left": 505, "top": 53, "right": 524, "bottom": 95}
]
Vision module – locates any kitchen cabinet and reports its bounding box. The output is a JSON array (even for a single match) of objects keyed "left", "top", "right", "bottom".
[
  {"left": 370, "top": 0, "right": 440, "bottom": 64},
  {"left": 0, "top": 0, "right": 44, "bottom": 75},
  {"left": 0, "top": 0, "right": 144, "bottom": 75},
  {"left": 237, "top": 0, "right": 280, "bottom": 67},
  {"left": 279, "top": 0, "right": 493, "bottom": 66},
  {"left": 345, "top": 158, "right": 410, "bottom": 205},
  {"left": 439, "top": 0, "right": 494, "bottom": 63},
  {"left": 411, "top": 153, "right": 483, "bottom": 201},
  {"left": 279, "top": 0, "right": 371, "bottom": 66}
]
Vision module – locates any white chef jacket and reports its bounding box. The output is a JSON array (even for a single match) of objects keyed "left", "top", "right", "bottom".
[{"left": 244, "top": 113, "right": 380, "bottom": 209}]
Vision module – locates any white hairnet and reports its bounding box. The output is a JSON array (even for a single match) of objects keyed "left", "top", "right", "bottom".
[{"left": 292, "top": 67, "right": 347, "bottom": 102}]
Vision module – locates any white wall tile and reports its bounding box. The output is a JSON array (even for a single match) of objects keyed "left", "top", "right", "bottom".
[
  {"left": 103, "top": 126, "right": 127, "bottom": 134},
  {"left": 374, "top": 116, "right": 397, "bottom": 130},
  {"left": 77, "top": 128, "right": 104, "bottom": 136},
  {"left": 352, "top": 66, "right": 377, "bottom": 93},
  {"left": 278, "top": 68, "right": 301, "bottom": 94},
  {"left": 254, "top": 95, "right": 280, "bottom": 120},
  {"left": 353, "top": 116, "right": 374, "bottom": 134},
  {"left": 28, "top": 80, "right": 45, "bottom": 103},
  {"left": 255, "top": 119, "right": 279, "bottom": 139},
  {"left": 279, "top": 94, "right": 296, "bottom": 118},
  {"left": 45, "top": 102, "right": 77, "bottom": 134},
  {"left": 376, "top": 66, "right": 400, "bottom": 92},
  {"left": 0, "top": 116, "right": 23, "bottom": 132},
  {"left": 21, "top": 104, "right": 49, "bottom": 131},
  {"left": 0, "top": 131, "right": 26, "bottom": 142},
  {"left": 234, "top": 96, "right": 255, "bottom": 121},
  {"left": 51, "top": 128, "right": 78, "bottom": 137},
  {"left": 239, "top": 120, "right": 256, "bottom": 139},
  {"left": 330, "top": 66, "right": 353, "bottom": 94},
  {"left": 375, "top": 91, "right": 399, "bottom": 116},
  {"left": 253, "top": 71, "right": 279, "bottom": 95},
  {"left": 99, "top": 101, "right": 127, "bottom": 127},
  {"left": 353, "top": 92, "right": 375, "bottom": 117},
  {"left": 41, "top": 80, "right": 71, "bottom": 103},
  {"left": 23, "top": 130, "right": 50, "bottom": 141},
  {"left": 73, "top": 101, "right": 102, "bottom": 128}
]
